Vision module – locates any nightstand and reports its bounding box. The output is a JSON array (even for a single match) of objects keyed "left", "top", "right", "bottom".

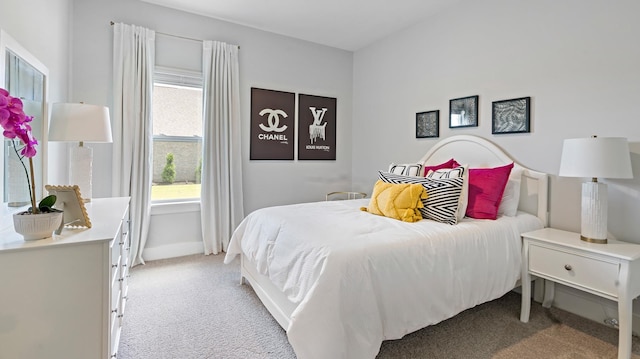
[{"left": 520, "top": 228, "right": 640, "bottom": 359}]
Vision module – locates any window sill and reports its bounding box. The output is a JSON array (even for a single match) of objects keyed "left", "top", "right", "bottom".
[{"left": 150, "top": 200, "right": 201, "bottom": 215}]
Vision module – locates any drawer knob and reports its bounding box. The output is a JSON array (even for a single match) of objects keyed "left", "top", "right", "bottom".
[{"left": 564, "top": 264, "right": 572, "bottom": 271}]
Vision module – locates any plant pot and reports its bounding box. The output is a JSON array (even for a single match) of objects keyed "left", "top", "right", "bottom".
[{"left": 13, "top": 211, "right": 64, "bottom": 241}]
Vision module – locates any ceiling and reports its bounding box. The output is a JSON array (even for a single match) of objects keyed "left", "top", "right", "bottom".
[{"left": 140, "top": 0, "right": 460, "bottom": 51}]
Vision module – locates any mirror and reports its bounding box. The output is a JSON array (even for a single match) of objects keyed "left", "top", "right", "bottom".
[{"left": 0, "top": 30, "right": 49, "bottom": 206}]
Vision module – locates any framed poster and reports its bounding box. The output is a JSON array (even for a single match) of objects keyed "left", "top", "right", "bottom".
[
  {"left": 298, "top": 94, "right": 337, "bottom": 160},
  {"left": 416, "top": 110, "right": 439, "bottom": 138},
  {"left": 449, "top": 95, "right": 478, "bottom": 128},
  {"left": 492, "top": 97, "right": 531, "bottom": 134},
  {"left": 250, "top": 88, "right": 295, "bottom": 160}
]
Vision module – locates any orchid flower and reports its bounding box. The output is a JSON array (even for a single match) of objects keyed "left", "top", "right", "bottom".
[{"left": 0, "top": 87, "right": 39, "bottom": 212}]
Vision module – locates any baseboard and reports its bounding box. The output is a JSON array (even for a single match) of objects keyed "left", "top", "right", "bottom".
[
  {"left": 549, "top": 283, "right": 640, "bottom": 336},
  {"left": 142, "top": 242, "right": 204, "bottom": 261}
]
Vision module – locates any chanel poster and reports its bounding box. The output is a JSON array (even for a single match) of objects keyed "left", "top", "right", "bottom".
[
  {"left": 250, "top": 88, "right": 295, "bottom": 160},
  {"left": 298, "top": 94, "right": 337, "bottom": 160}
]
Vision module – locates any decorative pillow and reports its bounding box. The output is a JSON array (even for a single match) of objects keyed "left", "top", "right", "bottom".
[
  {"left": 466, "top": 163, "right": 514, "bottom": 220},
  {"left": 497, "top": 168, "right": 522, "bottom": 217},
  {"left": 378, "top": 171, "right": 464, "bottom": 225},
  {"left": 422, "top": 158, "right": 460, "bottom": 176},
  {"left": 360, "top": 180, "right": 427, "bottom": 223},
  {"left": 388, "top": 163, "right": 423, "bottom": 177},
  {"left": 426, "top": 165, "right": 469, "bottom": 221}
]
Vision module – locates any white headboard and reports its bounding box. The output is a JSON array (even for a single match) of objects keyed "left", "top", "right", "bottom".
[{"left": 418, "top": 135, "right": 548, "bottom": 226}]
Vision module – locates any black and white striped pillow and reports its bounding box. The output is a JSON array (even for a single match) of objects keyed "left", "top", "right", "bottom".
[
  {"left": 426, "top": 165, "right": 469, "bottom": 221},
  {"left": 388, "top": 163, "right": 423, "bottom": 177},
  {"left": 379, "top": 171, "right": 464, "bottom": 225}
]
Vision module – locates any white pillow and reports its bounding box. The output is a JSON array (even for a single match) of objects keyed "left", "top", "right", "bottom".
[
  {"left": 498, "top": 169, "right": 522, "bottom": 217},
  {"left": 388, "top": 163, "right": 423, "bottom": 177},
  {"left": 426, "top": 165, "right": 468, "bottom": 221}
]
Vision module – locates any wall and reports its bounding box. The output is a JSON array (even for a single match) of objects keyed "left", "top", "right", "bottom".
[
  {"left": 352, "top": 0, "right": 640, "bottom": 332},
  {"left": 0, "top": 0, "right": 72, "bottom": 191},
  {"left": 71, "top": 0, "right": 353, "bottom": 260}
]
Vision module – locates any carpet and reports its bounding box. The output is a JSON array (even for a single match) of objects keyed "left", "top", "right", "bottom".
[{"left": 118, "top": 254, "right": 640, "bottom": 358}]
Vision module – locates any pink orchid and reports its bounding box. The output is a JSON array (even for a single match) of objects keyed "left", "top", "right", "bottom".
[{"left": 0, "top": 87, "right": 40, "bottom": 212}]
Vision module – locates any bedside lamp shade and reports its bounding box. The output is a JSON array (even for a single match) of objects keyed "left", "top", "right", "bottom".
[
  {"left": 558, "top": 136, "right": 633, "bottom": 243},
  {"left": 49, "top": 103, "right": 113, "bottom": 201}
]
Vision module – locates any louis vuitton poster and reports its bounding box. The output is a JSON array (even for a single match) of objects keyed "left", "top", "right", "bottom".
[
  {"left": 298, "top": 94, "right": 336, "bottom": 160},
  {"left": 250, "top": 88, "right": 295, "bottom": 160}
]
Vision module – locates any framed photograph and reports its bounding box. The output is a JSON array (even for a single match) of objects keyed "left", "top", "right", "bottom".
[
  {"left": 416, "top": 110, "right": 439, "bottom": 138},
  {"left": 449, "top": 95, "right": 478, "bottom": 128},
  {"left": 45, "top": 185, "right": 92, "bottom": 228},
  {"left": 492, "top": 97, "right": 531, "bottom": 134}
]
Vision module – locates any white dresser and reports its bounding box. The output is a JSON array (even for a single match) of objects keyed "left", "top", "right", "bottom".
[{"left": 0, "top": 197, "right": 131, "bottom": 359}]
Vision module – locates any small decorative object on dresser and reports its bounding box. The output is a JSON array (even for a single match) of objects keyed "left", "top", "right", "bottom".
[
  {"left": 1, "top": 87, "right": 65, "bottom": 240},
  {"left": 416, "top": 110, "right": 439, "bottom": 138},
  {"left": 449, "top": 95, "right": 478, "bottom": 128},
  {"left": 520, "top": 228, "right": 640, "bottom": 359},
  {"left": 45, "top": 184, "right": 92, "bottom": 228},
  {"left": 12, "top": 209, "right": 63, "bottom": 241}
]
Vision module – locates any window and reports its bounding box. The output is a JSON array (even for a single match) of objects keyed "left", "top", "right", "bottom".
[{"left": 151, "top": 67, "right": 203, "bottom": 202}]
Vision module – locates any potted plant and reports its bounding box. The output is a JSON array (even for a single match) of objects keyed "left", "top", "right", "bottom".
[{"left": 1, "top": 87, "right": 62, "bottom": 240}]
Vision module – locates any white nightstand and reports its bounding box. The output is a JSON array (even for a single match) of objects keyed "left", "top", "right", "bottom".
[{"left": 520, "top": 228, "right": 640, "bottom": 359}]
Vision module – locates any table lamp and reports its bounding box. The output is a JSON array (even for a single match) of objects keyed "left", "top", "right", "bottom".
[
  {"left": 49, "top": 103, "right": 113, "bottom": 202},
  {"left": 558, "top": 136, "right": 633, "bottom": 243}
]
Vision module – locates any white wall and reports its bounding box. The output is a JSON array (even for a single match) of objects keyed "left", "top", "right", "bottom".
[
  {"left": 352, "top": 0, "right": 640, "bottom": 331},
  {"left": 353, "top": 0, "right": 640, "bottom": 240},
  {"left": 71, "top": 0, "right": 353, "bottom": 259}
]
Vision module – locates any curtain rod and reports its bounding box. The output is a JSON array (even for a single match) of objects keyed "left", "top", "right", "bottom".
[{"left": 109, "top": 21, "right": 239, "bottom": 49}]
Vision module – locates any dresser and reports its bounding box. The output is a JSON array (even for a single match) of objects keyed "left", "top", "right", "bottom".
[
  {"left": 520, "top": 228, "right": 640, "bottom": 359},
  {"left": 0, "top": 197, "right": 131, "bottom": 359}
]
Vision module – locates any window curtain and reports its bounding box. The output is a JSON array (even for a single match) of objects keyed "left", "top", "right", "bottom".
[
  {"left": 201, "top": 41, "right": 244, "bottom": 254},
  {"left": 112, "top": 23, "right": 155, "bottom": 266}
]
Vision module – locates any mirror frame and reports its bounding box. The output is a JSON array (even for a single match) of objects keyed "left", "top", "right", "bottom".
[{"left": 0, "top": 29, "right": 49, "bottom": 205}]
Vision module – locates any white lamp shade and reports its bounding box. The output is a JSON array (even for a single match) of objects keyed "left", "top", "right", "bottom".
[
  {"left": 49, "top": 103, "right": 113, "bottom": 143},
  {"left": 559, "top": 137, "right": 633, "bottom": 179}
]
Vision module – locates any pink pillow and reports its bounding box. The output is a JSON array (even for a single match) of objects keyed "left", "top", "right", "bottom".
[
  {"left": 422, "top": 158, "right": 460, "bottom": 176},
  {"left": 466, "top": 163, "right": 514, "bottom": 220}
]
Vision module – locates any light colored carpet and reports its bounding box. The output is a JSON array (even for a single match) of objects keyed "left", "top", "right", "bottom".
[{"left": 118, "top": 254, "right": 640, "bottom": 359}]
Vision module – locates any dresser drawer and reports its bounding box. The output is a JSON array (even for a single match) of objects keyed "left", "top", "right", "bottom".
[{"left": 528, "top": 244, "right": 620, "bottom": 297}]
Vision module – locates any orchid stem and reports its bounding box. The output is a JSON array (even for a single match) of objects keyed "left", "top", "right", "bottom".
[{"left": 11, "top": 139, "right": 37, "bottom": 213}]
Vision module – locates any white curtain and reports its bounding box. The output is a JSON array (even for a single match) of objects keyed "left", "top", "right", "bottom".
[
  {"left": 201, "top": 41, "right": 244, "bottom": 254},
  {"left": 112, "top": 23, "right": 155, "bottom": 266}
]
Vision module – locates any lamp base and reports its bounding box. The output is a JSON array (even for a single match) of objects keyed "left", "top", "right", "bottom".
[
  {"left": 69, "top": 144, "right": 93, "bottom": 201},
  {"left": 581, "top": 181, "right": 608, "bottom": 244},
  {"left": 580, "top": 235, "right": 607, "bottom": 244}
]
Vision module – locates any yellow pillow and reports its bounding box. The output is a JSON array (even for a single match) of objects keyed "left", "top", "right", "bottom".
[{"left": 360, "top": 180, "right": 427, "bottom": 222}]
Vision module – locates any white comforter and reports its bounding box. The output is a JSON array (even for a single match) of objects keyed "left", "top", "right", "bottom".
[{"left": 224, "top": 199, "right": 543, "bottom": 359}]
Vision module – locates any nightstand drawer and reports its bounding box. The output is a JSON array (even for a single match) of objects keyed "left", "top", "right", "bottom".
[{"left": 529, "top": 244, "right": 620, "bottom": 297}]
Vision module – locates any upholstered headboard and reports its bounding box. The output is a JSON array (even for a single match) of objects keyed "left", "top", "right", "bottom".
[{"left": 418, "top": 135, "right": 548, "bottom": 226}]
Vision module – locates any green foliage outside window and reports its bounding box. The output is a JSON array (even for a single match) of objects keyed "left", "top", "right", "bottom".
[{"left": 162, "top": 152, "right": 176, "bottom": 184}]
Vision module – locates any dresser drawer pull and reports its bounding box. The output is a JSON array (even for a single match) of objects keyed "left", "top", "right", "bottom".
[{"left": 564, "top": 264, "right": 573, "bottom": 271}]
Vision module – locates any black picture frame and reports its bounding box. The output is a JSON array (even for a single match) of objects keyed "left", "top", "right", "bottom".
[
  {"left": 250, "top": 88, "right": 296, "bottom": 160},
  {"left": 416, "top": 110, "right": 439, "bottom": 138},
  {"left": 492, "top": 97, "right": 531, "bottom": 134},
  {"left": 449, "top": 95, "right": 478, "bottom": 128}
]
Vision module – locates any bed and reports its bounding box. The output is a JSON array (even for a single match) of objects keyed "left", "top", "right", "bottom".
[{"left": 224, "top": 135, "right": 548, "bottom": 359}]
